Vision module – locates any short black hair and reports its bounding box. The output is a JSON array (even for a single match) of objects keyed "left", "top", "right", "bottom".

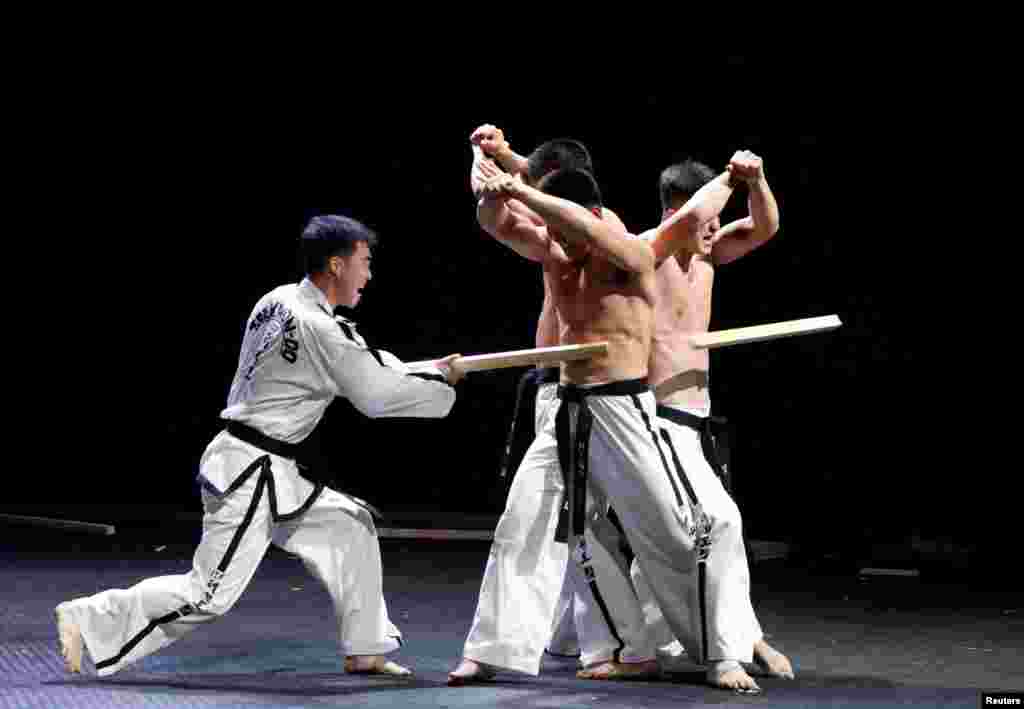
[
  {"left": 537, "top": 168, "right": 603, "bottom": 210},
  {"left": 659, "top": 160, "right": 717, "bottom": 211},
  {"left": 526, "top": 139, "right": 594, "bottom": 187},
  {"left": 300, "top": 215, "right": 378, "bottom": 275}
]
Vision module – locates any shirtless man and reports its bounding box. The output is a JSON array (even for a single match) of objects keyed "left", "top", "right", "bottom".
[
  {"left": 618, "top": 157, "right": 793, "bottom": 692},
  {"left": 469, "top": 128, "right": 628, "bottom": 665},
  {"left": 449, "top": 159, "right": 740, "bottom": 687}
]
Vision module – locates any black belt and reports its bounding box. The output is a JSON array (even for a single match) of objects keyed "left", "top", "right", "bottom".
[
  {"left": 224, "top": 420, "right": 303, "bottom": 460},
  {"left": 556, "top": 377, "right": 650, "bottom": 542},
  {"left": 223, "top": 419, "right": 384, "bottom": 520},
  {"left": 553, "top": 377, "right": 628, "bottom": 661},
  {"left": 554, "top": 377, "right": 650, "bottom": 539},
  {"left": 558, "top": 377, "right": 649, "bottom": 402},
  {"left": 533, "top": 367, "right": 560, "bottom": 385},
  {"left": 655, "top": 405, "right": 733, "bottom": 494},
  {"left": 655, "top": 405, "right": 720, "bottom": 434}
]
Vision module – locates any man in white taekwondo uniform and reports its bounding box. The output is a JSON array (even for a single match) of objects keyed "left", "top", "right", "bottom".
[{"left": 55, "top": 214, "right": 463, "bottom": 678}]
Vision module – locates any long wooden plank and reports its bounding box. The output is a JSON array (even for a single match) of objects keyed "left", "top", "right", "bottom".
[
  {"left": 406, "top": 342, "right": 608, "bottom": 373},
  {"left": 690, "top": 315, "right": 842, "bottom": 350}
]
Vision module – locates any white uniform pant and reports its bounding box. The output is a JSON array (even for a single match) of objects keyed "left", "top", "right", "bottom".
[
  {"left": 631, "top": 414, "right": 762, "bottom": 663},
  {"left": 58, "top": 432, "right": 400, "bottom": 676},
  {"left": 463, "top": 382, "right": 704, "bottom": 674},
  {"left": 571, "top": 411, "right": 764, "bottom": 665},
  {"left": 536, "top": 382, "right": 580, "bottom": 658}
]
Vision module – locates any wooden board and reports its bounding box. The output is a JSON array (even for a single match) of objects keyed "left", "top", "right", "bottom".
[
  {"left": 406, "top": 342, "right": 608, "bottom": 373},
  {"left": 690, "top": 315, "right": 842, "bottom": 350}
]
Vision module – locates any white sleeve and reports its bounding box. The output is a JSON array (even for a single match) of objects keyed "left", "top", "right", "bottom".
[
  {"left": 373, "top": 348, "right": 450, "bottom": 381},
  {"left": 310, "top": 320, "right": 455, "bottom": 419},
  {"left": 376, "top": 349, "right": 409, "bottom": 373}
]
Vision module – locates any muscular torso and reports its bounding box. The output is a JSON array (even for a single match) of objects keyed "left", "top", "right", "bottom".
[
  {"left": 546, "top": 253, "right": 655, "bottom": 385},
  {"left": 535, "top": 207, "right": 624, "bottom": 351},
  {"left": 649, "top": 251, "right": 716, "bottom": 413}
]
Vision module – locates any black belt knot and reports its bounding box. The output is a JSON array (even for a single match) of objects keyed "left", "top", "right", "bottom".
[
  {"left": 557, "top": 377, "right": 649, "bottom": 402},
  {"left": 655, "top": 405, "right": 726, "bottom": 435},
  {"left": 655, "top": 405, "right": 732, "bottom": 494},
  {"left": 224, "top": 420, "right": 303, "bottom": 460}
]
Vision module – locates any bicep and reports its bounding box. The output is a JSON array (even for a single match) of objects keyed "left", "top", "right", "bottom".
[
  {"left": 477, "top": 199, "right": 554, "bottom": 262},
  {"left": 711, "top": 217, "right": 759, "bottom": 265},
  {"left": 650, "top": 211, "right": 701, "bottom": 265}
]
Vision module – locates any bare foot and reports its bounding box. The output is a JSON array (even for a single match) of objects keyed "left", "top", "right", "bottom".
[
  {"left": 708, "top": 661, "right": 761, "bottom": 694},
  {"left": 344, "top": 655, "right": 412, "bottom": 677},
  {"left": 447, "top": 658, "right": 497, "bottom": 686},
  {"left": 576, "top": 659, "right": 660, "bottom": 681},
  {"left": 55, "top": 604, "right": 83, "bottom": 674},
  {"left": 754, "top": 639, "right": 794, "bottom": 679}
]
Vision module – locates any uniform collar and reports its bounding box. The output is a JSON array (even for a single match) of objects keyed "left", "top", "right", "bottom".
[
  {"left": 299, "top": 277, "right": 357, "bottom": 323},
  {"left": 299, "top": 277, "right": 333, "bottom": 315}
]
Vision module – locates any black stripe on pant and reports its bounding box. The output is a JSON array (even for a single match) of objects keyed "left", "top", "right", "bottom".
[
  {"left": 555, "top": 398, "right": 625, "bottom": 663},
  {"left": 657, "top": 426, "right": 713, "bottom": 665},
  {"left": 96, "top": 455, "right": 283, "bottom": 672},
  {"left": 630, "top": 394, "right": 712, "bottom": 665}
]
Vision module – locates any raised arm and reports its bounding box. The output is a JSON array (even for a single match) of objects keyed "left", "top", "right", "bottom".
[
  {"left": 470, "top": 143, "right": 564, "bottom": 263},
  {"left": 711, "top": 150, "right": 780, "bottom": 265},
  {"left": 491, "top": 173, "right": 654, "bottom": 273},
  {"left": 650, "top": 163, "right": 738, "bottom": 265},
  {"left": 477, "top": 188, "right": 567, "bottom": 264}
]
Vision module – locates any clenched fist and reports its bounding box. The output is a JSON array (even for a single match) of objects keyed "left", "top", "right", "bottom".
[
  {"left": 726, "top": 150, "right": 765, "bottom": 183},
  {"left": 470, "top": 123, "right": 510, "bottom": 158}
]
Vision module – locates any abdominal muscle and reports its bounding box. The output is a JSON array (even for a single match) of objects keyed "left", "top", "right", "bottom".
[{"left": 549, "top": 260, "right": 654, "bottom": 386}]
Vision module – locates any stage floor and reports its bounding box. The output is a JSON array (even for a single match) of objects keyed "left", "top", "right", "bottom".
[{"left": 2, "top": 529, "right": 1021, "bottom": 708}]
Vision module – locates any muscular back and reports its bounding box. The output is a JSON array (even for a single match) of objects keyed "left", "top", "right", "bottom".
[{"left": 547, "top": 252, "right": 656, "bottom": 385}]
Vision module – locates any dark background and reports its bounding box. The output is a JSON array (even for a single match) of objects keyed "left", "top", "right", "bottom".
[{"left": 12, "top": 65, "right": 994, "bottom": 570}]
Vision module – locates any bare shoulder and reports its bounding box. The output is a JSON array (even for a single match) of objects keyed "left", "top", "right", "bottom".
[
  {"left": 600, "top": 206, "right": 628, "bottom": 232},
  {"left": 635, "top": 227, "right": 658, "bottom": 243}
]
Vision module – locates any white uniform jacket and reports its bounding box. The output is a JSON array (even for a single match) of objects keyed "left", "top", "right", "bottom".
[{"left": 201, "top": 277, "right": 455, "bottom": 495}]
